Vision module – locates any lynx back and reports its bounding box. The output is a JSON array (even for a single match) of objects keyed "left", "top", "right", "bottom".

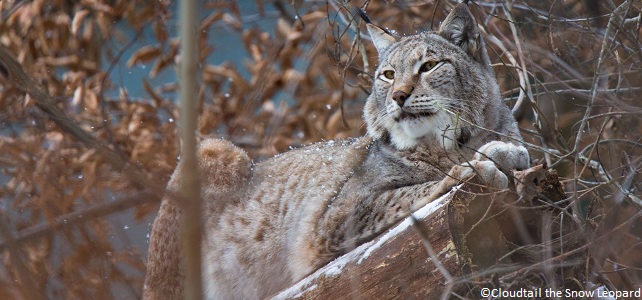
[{"left": 144, "top": 3, "right": 529, "bottom": 299}]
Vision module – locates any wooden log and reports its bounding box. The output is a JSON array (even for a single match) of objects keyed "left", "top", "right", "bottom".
[{"left": 272, "top": 165, "right": 568, "bottom": 299}]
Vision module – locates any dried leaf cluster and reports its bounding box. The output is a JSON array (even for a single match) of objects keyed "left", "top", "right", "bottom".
[{"left": 0, "top": 0, "right": 641, "bottom": 298}]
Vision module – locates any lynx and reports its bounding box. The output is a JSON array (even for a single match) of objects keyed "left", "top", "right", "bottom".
[{"left": 144, "top": 3, "right": 529, "bottom": 299}]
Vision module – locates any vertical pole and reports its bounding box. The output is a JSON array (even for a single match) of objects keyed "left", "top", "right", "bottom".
[{"left": 178, "top": 0, "right": 202, "bottom": 299}]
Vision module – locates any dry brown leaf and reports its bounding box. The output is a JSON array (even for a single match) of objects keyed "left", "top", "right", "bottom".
[
  {"left": 153, "top": 20, "right": 168, "bottom": 43},
  {"left": 72, "top": 86, "right": 85, "bottom": 107},
  {"left": 95, "top": 13, "right": 110, "bottom": 37},
  {"left": 81, "top": 18, "right": 95, "bottom": 40},
  {"left": 84, "top": 89, "right": 98, "bottom": 111},
  {"left": 142, "top": 80, "right": 163, "bottom": 107},
  {"left": 71, "top": 10, "right": 90, "bottom": 36},
  {"left": 199, "top": 11, "right": 224, "bottom": 31},
  {"left": 83, "top": 0, "right": 115, "bottom": 15},
  {"left": 301, "top": 11, "right": 326, "bottom": 24},
  {"left": 221, "top": 13, "right": 242, "bottom": 30},
  {"left": 126, "top": 45, "right": 162, "bottom": 67}
]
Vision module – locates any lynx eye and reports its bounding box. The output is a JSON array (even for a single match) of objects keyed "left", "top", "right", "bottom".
[
  {"left": 419, "top": 61, "right": 438, "bottom": 73},
  {"left": 378, "top": 70, "right": 395, "bottom": 82}
]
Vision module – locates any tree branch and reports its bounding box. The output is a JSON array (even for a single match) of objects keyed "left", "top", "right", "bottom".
[
  {"left": 0, "top": 189, "right": 158, "bottom": 252},
  {"left": 0, "top": 46, "right": 163, "bottom": 193}
]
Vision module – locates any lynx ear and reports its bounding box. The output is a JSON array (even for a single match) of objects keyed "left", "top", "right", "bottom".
[
  {"left": 358, "top": 9, "right": 396, "bottom": 53},
  {"left": 366, "top": 24, "right": 396, "bottom": 53},
  {"left": 438, "top": 3, "right": 481, "bottom": 60}
]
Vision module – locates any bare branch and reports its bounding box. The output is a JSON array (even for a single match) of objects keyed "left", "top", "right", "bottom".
[{"left": 0, "top": 189, "right": 158, "bottom": 252}]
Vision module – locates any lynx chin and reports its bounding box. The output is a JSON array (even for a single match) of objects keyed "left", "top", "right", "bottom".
[{"left": 144, "top": 2, "right": 530, "bottom": 299}]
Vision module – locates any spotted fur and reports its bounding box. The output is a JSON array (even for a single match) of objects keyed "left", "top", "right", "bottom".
[{"left": 144, "top": 3, "right": 529, "bottom": 299}]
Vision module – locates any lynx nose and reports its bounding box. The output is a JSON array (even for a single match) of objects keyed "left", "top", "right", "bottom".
[{"left": 392, "top": 90, "right": 410, "bottom": 107}]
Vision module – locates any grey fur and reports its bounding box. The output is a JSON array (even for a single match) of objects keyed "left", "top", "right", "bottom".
[{"left": 144, "top": 3, "right": 529, "bottom": 299}]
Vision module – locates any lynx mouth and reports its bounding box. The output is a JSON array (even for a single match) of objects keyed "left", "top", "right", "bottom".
[{"left": 394, "top": 111, "right": 435, "bottom": 122}]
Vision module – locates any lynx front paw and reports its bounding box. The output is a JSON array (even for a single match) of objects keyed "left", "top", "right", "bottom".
[
  {"left": 450, "top": 160, "right": 509, "bottom": 190},
  {"left": 433, "top": 160, "right": 508, "bottom": 197},
  {"left": 473, "top": 141, "right": 529, "bottom": 174}
]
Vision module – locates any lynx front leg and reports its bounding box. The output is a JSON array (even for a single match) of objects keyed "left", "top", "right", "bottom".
[
  {"left": 335, "top": 181, "right": 442, "bottom": 251},
  {"left": 338, "top": 160, "right": 508, "bottom": 251},
  {"left": 332, "top": 152, "right": 517, "bottom": 258}
]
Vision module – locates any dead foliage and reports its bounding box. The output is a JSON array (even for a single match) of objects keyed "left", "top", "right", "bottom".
[{"left": 0, "top": 0, "right": 641, "bottom": 298}]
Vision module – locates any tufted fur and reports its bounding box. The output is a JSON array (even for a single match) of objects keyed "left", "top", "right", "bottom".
[{"left": 144, "top": 3, "right": 529, "bottom": 299}]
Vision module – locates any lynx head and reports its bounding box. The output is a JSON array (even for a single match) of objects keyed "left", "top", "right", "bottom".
[{"left": 363, "top": 3, "right": 502, "bottom": 150}]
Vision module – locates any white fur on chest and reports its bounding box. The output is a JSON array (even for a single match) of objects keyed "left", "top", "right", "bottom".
[{"left": 387, "top": 105, "right": 456, "bottom": 150}]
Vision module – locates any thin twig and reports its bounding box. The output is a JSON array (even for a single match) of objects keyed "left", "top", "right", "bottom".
[
  {"left": 572, "top": 0, "right": 632, "bottom": 213},
  {"left": 0, "top": 189, "right": 158, "bottom": 251}
]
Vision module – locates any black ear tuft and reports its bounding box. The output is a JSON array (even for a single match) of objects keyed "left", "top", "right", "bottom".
[
  {"left": 360, "top": 9, "right": 397, "bottom": 53},
  {"left": 357, "top": 9, "right": 394, "bottom": 36},
  {"left": 357, "top": 9, "right": 371, "bottom": 24}
]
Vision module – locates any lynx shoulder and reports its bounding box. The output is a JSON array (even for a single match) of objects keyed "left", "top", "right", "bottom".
[{"left": 144, "top": 3, "right": 529, "bottom": 299}]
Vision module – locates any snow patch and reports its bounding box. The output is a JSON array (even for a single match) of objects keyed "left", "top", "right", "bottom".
[
  {"left": 323, "top": 260, "right": 346, "bottom": 277},
  {"left": 292, "top": 284, "right": 317, "bottom": 298},
  {"left": 358, "top": 218, "right": 412, "bottom": 264}
]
